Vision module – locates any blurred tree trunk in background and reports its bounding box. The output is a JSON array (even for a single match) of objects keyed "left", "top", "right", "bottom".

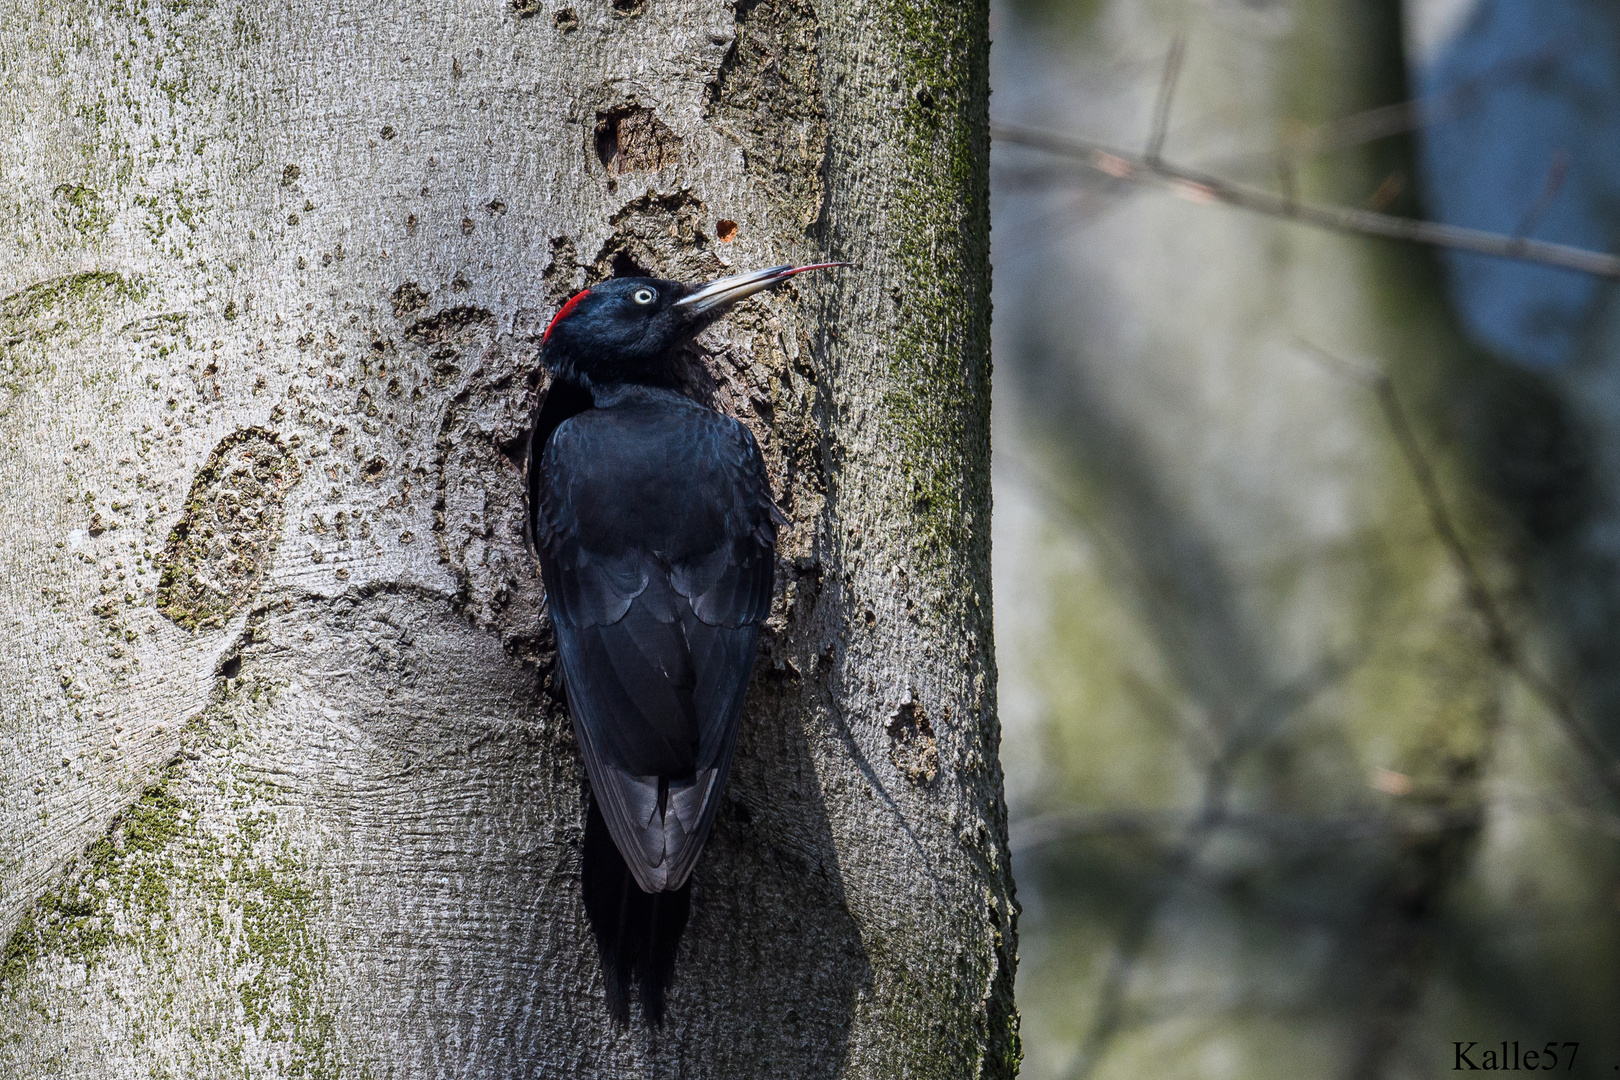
[
  {"left": 992, "top": 0, "right": 1620, "bottom": 1076},
  {"left": 0, "top": 0, "right": 1019, "bottom": 1076}
]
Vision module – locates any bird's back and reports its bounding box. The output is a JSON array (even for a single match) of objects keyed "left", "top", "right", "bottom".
[{"left": 534, "top": 384, "right": 777, "bottom": 891}]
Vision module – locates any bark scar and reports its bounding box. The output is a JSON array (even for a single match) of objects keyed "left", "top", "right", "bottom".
[{"left": 156, "top": 429, "right": 299, "bottom": 633}]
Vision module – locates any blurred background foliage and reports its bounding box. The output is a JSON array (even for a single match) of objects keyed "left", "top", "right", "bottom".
[{"left": 988, "top": 0, "right": 1620, "bottom": 1076}]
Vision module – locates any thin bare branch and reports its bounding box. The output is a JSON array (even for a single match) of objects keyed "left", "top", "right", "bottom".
[
  {"left": 992, "top": 122, "right": 1620, "bottom": 278},
  {"left": 1288, "top": 99, "right": 1422, "bottom": 159},
  {"left": 1301, "top": 341, "right": 1620, "bottom": 803},
  {"left": 1277, "top": 152, "right": 1297, "bottom": 213},
  {"left": 1145, "top": 33, "right": 1187, "bottom": 165}
]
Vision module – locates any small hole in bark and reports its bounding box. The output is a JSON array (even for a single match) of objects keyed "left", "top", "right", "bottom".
[
  {"left": 595, "top": 121, "right": 617, "bottom": 171},
  {"left": 716, "top": 219, "right": 738, "bottom": 242},
  {"left": 553, "top": 7, "right": 578, "bottom": 29},
  {"left": 496, "top": 433, "right": 529, "bottom": 472},
  {"left": 724, "top": 796, "right": 753, "bottom": 824},
  {"left": 594, "top": 105, "right": 681, "bottom": 176},
  {"left": 610, "top": 252, "right": 653, "bottom": 279},
  {"left": 391, "top": 282, "right": 430, "bottom": 318},
  {"left": 219, "top": 654, "right": 242, "bottom": 679},
  {"left": 887, "top": 700, "right": 939, "bottom": 784}
]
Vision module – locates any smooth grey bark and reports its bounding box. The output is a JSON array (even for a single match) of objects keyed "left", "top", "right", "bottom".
[{"left": 0, "top": 0, "right": 1018, "bottom": 1076}]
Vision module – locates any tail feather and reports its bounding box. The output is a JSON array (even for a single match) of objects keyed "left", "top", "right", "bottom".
[{"left": 582, "top": 794, "right": 691, "bottom": 1025}]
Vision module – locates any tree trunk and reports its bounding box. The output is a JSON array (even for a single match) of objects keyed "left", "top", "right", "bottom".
[{"left": 0, "top": 0, "right": 1018, "bottom": 1075}]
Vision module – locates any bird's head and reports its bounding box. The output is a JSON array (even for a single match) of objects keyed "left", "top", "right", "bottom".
[{"left": 540, "top": 263, "right": 847, "bottom": 387}]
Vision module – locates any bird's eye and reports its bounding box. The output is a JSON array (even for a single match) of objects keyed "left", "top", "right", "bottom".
[{"left": 632, "top": 287, "right": 656, "bottom": 305}]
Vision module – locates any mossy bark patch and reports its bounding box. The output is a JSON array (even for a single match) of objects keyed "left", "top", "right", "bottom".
[
  {"left": 0, "top": 738, "right": 342, "bottom": 1077},
  {"left": 1, "top": 271, "right": 141, "bottom": 356},
  {"left": 51, "top": 184, "right": 112, "bottom": 237},
  {"left": 1, "top": 764, "right": 187, "bottom": 986},
  {"left": 156, "top": 428, "right": 299, "bottom": 632}
]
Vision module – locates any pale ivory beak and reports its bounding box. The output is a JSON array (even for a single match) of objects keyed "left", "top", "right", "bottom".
[{"left": 673, "top": 262, "right": 850, "bottom": 317}]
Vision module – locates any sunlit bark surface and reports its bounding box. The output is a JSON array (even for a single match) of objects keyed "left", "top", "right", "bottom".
[{"left": 0, "top": 0, "right": 1018, "bottom": 1075}]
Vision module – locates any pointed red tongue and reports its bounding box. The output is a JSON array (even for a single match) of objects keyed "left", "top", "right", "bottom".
[{"left": 543, "top": 288, "right": 592, "bottom": 344}]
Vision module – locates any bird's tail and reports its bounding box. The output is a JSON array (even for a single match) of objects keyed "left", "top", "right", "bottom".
[{"left": 581, "top": 793, "right": 691, "bottom": 1025}]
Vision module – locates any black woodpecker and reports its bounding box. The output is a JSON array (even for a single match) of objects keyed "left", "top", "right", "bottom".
[{"left": 523, "top": 263, "right": 846, "bottom": 1024}]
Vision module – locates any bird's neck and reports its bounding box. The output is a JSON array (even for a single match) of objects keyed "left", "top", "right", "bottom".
[
  {"left": 548, "top": 349, "right": 682, "bottom": 393},
  {"left": 585, "top": 381, "right": 688, "bottom": 410}
]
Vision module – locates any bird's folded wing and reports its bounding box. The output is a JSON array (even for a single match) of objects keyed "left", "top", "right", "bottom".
[{"left": 553, "top": 599, "right": 761, "bottom": 891}]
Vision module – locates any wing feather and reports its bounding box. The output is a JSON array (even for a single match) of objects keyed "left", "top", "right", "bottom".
[{"left": 533, "top": 388, "right": 777, "bottom": 892}]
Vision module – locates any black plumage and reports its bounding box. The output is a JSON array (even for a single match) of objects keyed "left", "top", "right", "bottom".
[{"left": 523, "top": 264, "right": 843, "bottom": 1024}]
